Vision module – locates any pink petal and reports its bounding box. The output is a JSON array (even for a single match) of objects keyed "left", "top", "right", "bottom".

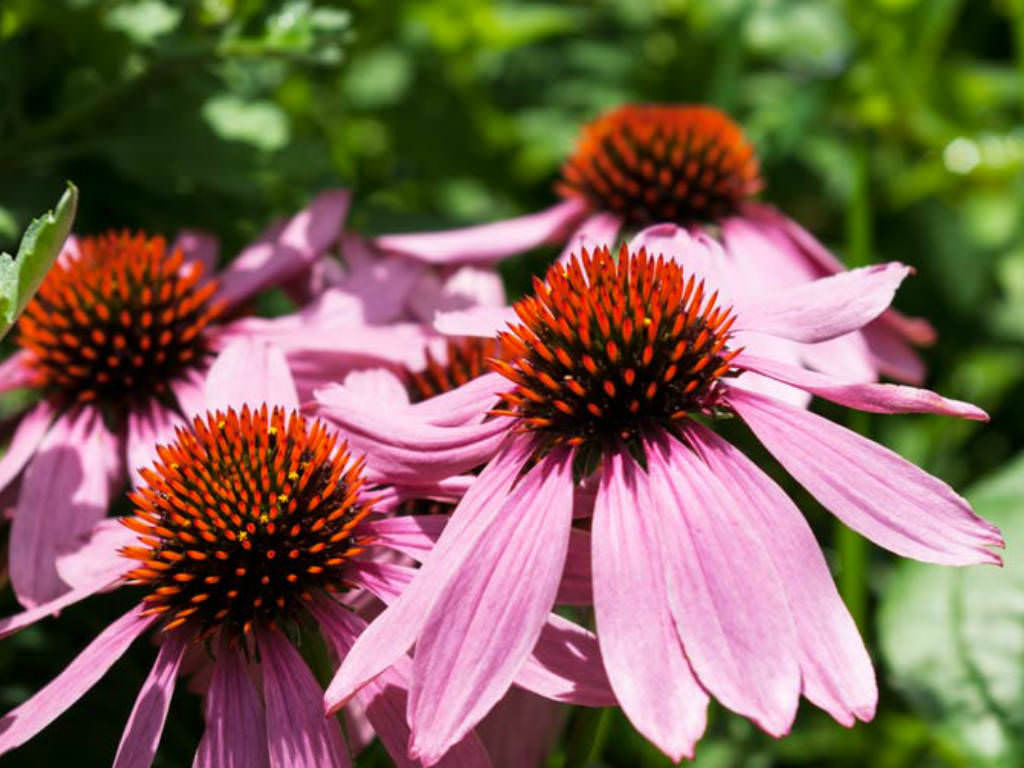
[
  {"left": 204, "top": 339, "right": 300, "bottom": 413},
  {"left": 10, "top": 407, "right": 121, "bottom": 607},
  {"left": 314, "top": 384, "right": 510, "bottom": 484},
  {"left": 737, "top": 263, "right": 911, "bottom": 343},
  {"left": 194, "top": 644, "right": 270, "bottom": 768},
  {"left": 433, "top": 305, "right": 517, "bottom": 338},
  {"left": 475, "top": 688, "right": 566, "bottom": 768},
  {"left": 799, "top": 333, "right": 877, "bottom": 383},
  {"left": 514, "top": 613, "right": 616, "bottom": 707},
  {"left": 0, "top": 604, "right": 153, "bottom": 756},
  {"left": 217, "top": 189, "right": 351, "bottom": 309},
  {"left": 56, "top": 518, "right": 137, "bottom": 590},
  {"left": 408, "top": 447, "right": 575, "bottom": 764},
  {"left": 408, "top": 373, "right": 509, "bottom": 428},
  {"left": 682, "top": 422, "right": 876, "bottom": 725},
  {"left": 325, "top": 436, "right": 534, "bottom": 713},
  {"left": 371, "top": 476, "right": 474, "bottom": 514},
  {"left": 556, "top": 212, "right": 622, "bottom": 265},
  {"left": 356, "top": 515, "right": 448, "bottom": 560},
  {"left": 127, "top": 399, "right": 185, "bottom": 488},
  {"left": 374, "top": 199, "right": 587, "bottom": 265},
  {"left": 172, "top": 230, "right": 220, "bottom": 274},
  {"left": 335, "top": 234, "right": 424, "bottom": 323},
  {"left": 556, "top": 528, "right": 592, "bottom": 604},
  {"left": 862, "top": 319, "right": 927, "bottom": 385},
  {"left": 737, "top": 202, "right": 844, "bottom": 274},
  {"left": 646, "top": 433, "right": 802, "bottom": 736},
  {"left": 0, "top": 399, "right": 56, "bottom": 494},
  {"left": 113, "top": 631, "right": 188, "bottom": 768},
  {"left": 591, "top": 448, "right": 708, "bottom": 760},
  {"left": 339, "top": 369, "right": 410, "bottom": 410},
  {"left": 170, "top": 368, "right": 208, "bottom": 420},
  {"left": 735, "top": 353, "right": 987, "bottom": 420},
  {"left": 728, "top": 387, "right": 1004, "bottom": 564},
  {"left": 260, "top": 629, "right": 350, "bottom": 768},
  {"left": 409, "top": 265, "right": 508, "bottom": 324},
  {"left": 0, "top": 350, "right": 34, "bottom": 394}
]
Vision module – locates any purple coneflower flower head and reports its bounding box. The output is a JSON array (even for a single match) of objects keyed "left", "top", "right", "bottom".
[
  {"left": 321, "top": 240, "right": 1001, "bottom": 765},
  {"left": 0, "top": 191, "right": 349, "bottom": 608},
  {"left": 367, "top": 104, "right": 933, "bottom": 384}
]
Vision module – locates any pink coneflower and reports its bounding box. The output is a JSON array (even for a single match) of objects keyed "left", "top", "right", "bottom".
[
  {"left": 0, "top": 340, "right": 611, "bottom": 766},
  {"left": 369, "top": 104, "right": 933, "bottom": 383},
  {"left": 321, "top": 241, "right": 1002, "bottom": 765},
  {"left": 0, "top": 190, "right": 349, "bottom": 608}
]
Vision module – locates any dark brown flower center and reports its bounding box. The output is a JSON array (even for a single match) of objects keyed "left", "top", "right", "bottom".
[
  {"left": 16, "top": 231, "right": 221, "bottom": 407},
  {"left": 122, "top": 405, "right": 372, "bottom": 641},
  {"left": 558, "top": 104, "right": 761, "bottom": 227},
  {"left": 490, "top": 244, "right": 740, "bottom": 456}
]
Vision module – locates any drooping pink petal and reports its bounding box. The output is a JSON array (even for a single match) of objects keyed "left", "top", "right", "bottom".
[
  {"left": 862, "top": 319, "right": 927, "bottom": 385},
  {"left": 799, "top": 333, "right": 877, "bottom": 383},
  {"left": 325, "top": 435, "right": 534, "bottom": 713},
  {"left": 0, "top": 605, "right": 153, "bottom": 756},
  {"left": 408, "top": 373, "right": 509, "bottom": 427},
  {"left": 217, "top": 189, "right": 351, "bottom": 309},
  {"left": 476, "top": 687, "right": 566, "bottom": 768},
  {"left": 335, "top": 234, "right": 424, "bottom": 323},
  {"left": 736, "top": 264, "right": 910, "bottom": 343},
  {"left": 260, "top": 629, "right": 350, "bottom": 768},
  {"left": 339, "top": 369, "right": 410, "bottom": 410},
  {"left": 0, "top": 351, "right": 34, "bottom": 394},
  {"left": 682, "top": 422, "right": 876, "bottom": 726},
  {"left": 736, "top": 202, "right": 844, "bottom": 275},
  {"left": 645, "top": 432, "right": 802, "bottom": 736},
  {"left": 728, "top": 387, "right": 1004, "bottom": 565},
  {"left": 409, "top": 265, "right": 508, "bottom": 323},
  {"left": 374, "top": 199, "right": 588, "bottom": 265},
  {"left": 113, "top": 631, "right": 188, "bottom": 768},
  {"left": 591, "top": 448, "right": 708, "bottom": 760},
  {"left": 408, "top": 447, "right": 575, "bottom": 765},
  {"left": 203, "top": 338, "right": 300, "bottom": 413},
  {"left": 10, "top": 407, "right": 122, "bottom": 607},
  {"left": 193, "top": 644, "right": 270, "bottom": 768},
  {"left": 172, "top": 230, "right": 220, "bottom": 274},
  {"left": 556, "top": 212, "right": 622, "bottom": 264},
  {"left": 0, "top": 399, "right": 56, "bottom": 494},
  {"left": 126, "top": 399, "right": 185, "bottom": 488},
  {"left": 314, "top": 383, "right": 510, "bottom": 484},
  {"left": 514, "top": 613, "right": 616, "bottom": 707},
  {"left": 734, "top": 353, "right": 988, "bottom": 420},
  {"left": 434, "top": 305, "right": 517, "bottom": 339},
  {"left": 55, "top": 518, "right": 137, "bottom": 590}
]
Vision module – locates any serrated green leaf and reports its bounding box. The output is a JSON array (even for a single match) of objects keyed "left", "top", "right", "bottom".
[
  {"left": 0, "top": 183, "right": 78, "bottom": 340},
  {"left": 879, "top": 453, "right": 1024, "bottom": 767}
]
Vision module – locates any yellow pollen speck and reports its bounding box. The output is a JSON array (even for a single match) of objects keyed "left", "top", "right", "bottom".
[
  {"left": 268, "top": 427, "right": 277, "bottom": 436},
  {"left": 643, "top": 317, "right": 652, "bottom": 326},
  {"left": 238, "top": 530, "right": 248, "bottom": 541},
  {"left": 278, "top": 494, "right": 288, "bottom": 503},
  {"left": 288, "top": 471, "right": 299, "bottom": 481},
  {"left": 259, "top": 513, "right": 269, "bottom": 525},
  {"left": 217, "top": 420, "right": 226, "bottom": 429}
]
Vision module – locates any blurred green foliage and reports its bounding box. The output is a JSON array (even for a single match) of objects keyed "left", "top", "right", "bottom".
[{"left": 1, "top": 0, "right": 1023, "bottom": 766}]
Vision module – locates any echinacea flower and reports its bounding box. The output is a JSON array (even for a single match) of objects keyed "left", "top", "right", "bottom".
[
  {"left": 0, "top": 340, "right": 611, "bottom": 766},
  {"left": 320, "top": 238, "right": 1001, "bottom": 765},
  {"left": 0, "top": 190, "right": 349, "bottom": 608},
  {"left": 367, "top": 104, "right": 933, "bottom": 384}
]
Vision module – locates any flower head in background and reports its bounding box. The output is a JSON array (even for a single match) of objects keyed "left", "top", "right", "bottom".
[
  {"left": 369, "top": 103, "right": 934, "bottom": 385},
  {"left": 320, "top": 237, "right": 1001, "bottom": 765},
  {"left": 0, "top": 190, "right": 350, "bottom": 608}
]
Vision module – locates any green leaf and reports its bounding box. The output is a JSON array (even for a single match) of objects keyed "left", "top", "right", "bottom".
[
  {"left": 879, "top": 453, "right": 1024, "bottom": 766},
  {"left": 0, "top": 183, "right": 78, "bottom": 340}
]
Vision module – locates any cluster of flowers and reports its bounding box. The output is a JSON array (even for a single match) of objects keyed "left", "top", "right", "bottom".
[{"left": 0, "top": 104, "right": 1003, "bottom": 767}]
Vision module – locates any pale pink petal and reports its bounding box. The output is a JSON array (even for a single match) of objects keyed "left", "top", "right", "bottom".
[
  {"left": 408, "top": 373, "right": 509, "bottom": 427},
  {"left": 260, "top": 629, "right": 349, "bottom": 768},
  {"left": 735, "top": 353, "right": 987, "bottom": 420},
  {"left": 126, "top": 400, "right": 185, "bottom": 489},
  {"left": 217, "top": 189, "right": 351, "bottom": 309},
  {"left": 374, "top": 199, "right": 587, "bottom": 265},
  {"left": 862, "top": 320, "right": 927, "bottom": 385},
  {"left": 0, "top": 605, "right": 153, "bottom": 755},
  {"left": 476, "top": 688, "right": 565, "bottom": 768},
  {"left": 172, "top": 230, "right": 219, "bottom": 273},
  {"left": 556, "top": 212, "right": 623, "bottom": 265},
  {"left": 113, "top": 631, "right": 188, "bottom": 768},
  {"left": 409, "top": 265, "right": 508, "bottom": 324},
  {"left": 336, "top": 234, "right": 424, "bottom": 323},
  {"left": 591, "top": 448, "right": 708, "bottom": 760},
  {"left": 10, "top": 407, "right": 121, "bottom": 607},
  {"left": 356, "top": 515, "right": 448, "bottom": 560},
  {"left": 314, "top": 384, "right": 510, "bottom": 484},
  {"left": 325, "top": 436, "right": 534, "bottom": 712},
  {"left": 371, "top": 476, "right": 474, "bottom": 514},
  {"left": 339, "top": 369, "right": 410, "bottom": 410},
  {"left": 682, "top": 422, "right": 876, "bottom": 725},
  {"left": 727, "top": 332, "right": 812, "bottom": 408},
  {"left": 629, "top": 224, "right": 739, "bottom": 301},
  {"left": 646, "top": 433, "right": 801, "bottom": 736},
  {"left": 193, "top": 644, "right": 269, "bottom": 768},
  {"left": 408, "top": 447, "right": 575, "bottom": 764},
  {"left": 55, "top": 518, "right": 136, "bottom": 590},
  {"left": 514, "top": 613, "right": 616, "bottom": 707},
  {"left": 737, "top": 264, "right": 911, "bottom": 343},
  {"left": 728, "top": 387, "right": 1004, "bottom": 564},
  {"left": 0, "top": 351, "right": 35, "bottom": 394},
  {"left": 799, "top": 333, "right": 877, "bottom": 383},
  {"left": 0, "top": 399, "right": 56, "bottom": 494},
  {"left": 170, "top": 368, "right": 208, "bottom": 420},
  {"left": 203, "top": 338, "right": 299, "bottom": 413},
  {"left": 722, "top": 208, "right": 826, "bottom": 284},
  {"left": 434, "top": 305, "right": 516, "bottom": 338}
]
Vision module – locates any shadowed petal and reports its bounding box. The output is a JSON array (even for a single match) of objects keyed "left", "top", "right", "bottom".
[
  {"left": 127, "top": 400, "right": 185, "bottom": 489},
  {"left": 0, "top": 399, "right": 56, "bottom": 494},
  {"left": 0, "top": 351, "right": 34, "bottom": 394},
  {"left": 729, "top": 387, "right": 1003, "bottom": 565},
  {"left": 56, "top": 518, "right": 137, "bottom": 591},
  {"left": 193, "top": 644, "right": 269, "bottom": 768}
]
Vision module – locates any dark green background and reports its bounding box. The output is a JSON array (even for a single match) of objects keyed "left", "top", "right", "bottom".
[{"left": 1, "top": 0, "right": 1023, "bottom": 765}]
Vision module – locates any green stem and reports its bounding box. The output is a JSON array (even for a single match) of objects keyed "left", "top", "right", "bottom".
[{"left": 563, "top": 707, "right": 612, "bottom": 768}]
